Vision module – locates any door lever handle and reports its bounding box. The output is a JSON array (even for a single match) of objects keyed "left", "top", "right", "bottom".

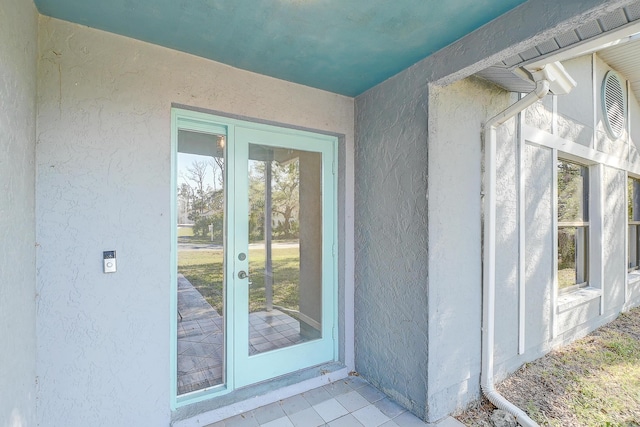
[{"left": 238, "top": 270, "right": 249, "bottom": 279}]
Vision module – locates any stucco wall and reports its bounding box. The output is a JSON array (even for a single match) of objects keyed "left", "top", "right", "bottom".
[
  {"left": 523, "top": 143, "right": 554, "bottom": 350},
  {"left": 0, "top": 0, "right": 38, "bottom": 426},
  {"left": 556, "top": 55, "right": 595, "bottom": 148},
  {"left": 525, "top": 95, "right": 553, "bottom": 135},
  {"left": 426, "top": 77, "right": 516, "bottom": 421},
  {"left": 35, "top": 17, "right": 353, "bottom": 427},
  {"left": 354, "top": 63, "right": 430, "bottom": 419},
  {"left": 603, "top": 167, "right": 627, "bottom": 313}
]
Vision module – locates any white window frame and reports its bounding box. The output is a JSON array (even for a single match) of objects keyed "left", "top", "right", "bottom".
[
  {"left": 556, "top": 158, "right": 590, "bottom": 295},
  {"left": 628, "top": 176, "right": 640, "bottom": 272}
]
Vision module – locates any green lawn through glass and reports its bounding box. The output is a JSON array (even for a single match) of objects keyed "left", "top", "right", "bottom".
[{"left": 178, "top": 246, "right": 300, "bottom": 315}]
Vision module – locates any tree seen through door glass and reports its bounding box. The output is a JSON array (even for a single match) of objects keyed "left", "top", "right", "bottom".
[
  {"left": 176, "top": 129, "right": 226, "bottom": 394},
  {"left": 247, "top": 144, "right": 323, "bottom": 356}
]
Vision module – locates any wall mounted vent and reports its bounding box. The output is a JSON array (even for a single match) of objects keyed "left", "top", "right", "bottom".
[{"left": 602, "top": 70, "right": 626, "bottom": 139}]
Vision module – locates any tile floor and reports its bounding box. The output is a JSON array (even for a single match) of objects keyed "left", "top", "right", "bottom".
[
  {"left": 248, "top": 309, "right": 313, "bottom": 355},
  {"left": 177, "top": 274, "right": 319, "bottom": 395},
  {"left": 178, "top": 277, "right": 465, "bottom": 427},
  {"left": 205, "top": 376, "right": 464, "bottom": 427},
  {"left": 177, "top": 274, "right": 225, "bottom": 394}
]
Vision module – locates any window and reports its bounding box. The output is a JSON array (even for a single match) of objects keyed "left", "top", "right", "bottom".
[
  {"left": 557, "top": 160, "right": 589, "bottom": 292},
  {"left": 629, "top": 177, "right": 640, "bottom": 271}
]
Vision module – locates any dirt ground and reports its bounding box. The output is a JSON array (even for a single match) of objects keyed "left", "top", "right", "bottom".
[{"left": 455, "top": 307, "right": 640, "bottom": 427}]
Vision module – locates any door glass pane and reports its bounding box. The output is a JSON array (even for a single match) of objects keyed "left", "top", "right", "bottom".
[
  {"left": 176, "top": 129, "right": 226, "bottom": 393},
  {"left": 247, "top": 144, "right": 323, "bottom": 356}
]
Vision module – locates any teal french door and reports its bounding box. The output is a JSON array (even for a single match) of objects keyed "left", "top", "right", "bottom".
[
  {"left": 172, "top": 109, "right": 337, "bottom": 403},
  {"left": 232, "top": 126, "right": 336, "bottom": 387}
]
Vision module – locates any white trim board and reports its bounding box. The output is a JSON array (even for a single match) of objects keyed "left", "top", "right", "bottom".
[{"left": 523, "top": 125, "right": 632, "bottom": 172}]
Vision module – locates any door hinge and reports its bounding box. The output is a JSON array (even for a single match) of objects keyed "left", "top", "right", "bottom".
[
  {"left": 332, "top": 326, "right": 336, "bottom": 340},
  {"left": 332, "top": 160, "right": 336, "bottom": 175}
]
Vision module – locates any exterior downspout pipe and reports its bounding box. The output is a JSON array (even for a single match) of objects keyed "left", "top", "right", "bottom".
[
  {"left": 481, "top": 80, "right": 550, "bottom": 427},
  {"left": 482, "top": 61, "right": 574, "bottom": 427}
]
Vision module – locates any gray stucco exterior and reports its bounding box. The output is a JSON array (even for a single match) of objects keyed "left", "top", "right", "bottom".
[
  {"left": 354, "top": 65, "right": 429, "bottom": 418},
  {"left": 426, "top": 77, "right": 516, "bottom": 420},
  {"left": 0, "top": 0, "right": 38, "bottom": 425}
]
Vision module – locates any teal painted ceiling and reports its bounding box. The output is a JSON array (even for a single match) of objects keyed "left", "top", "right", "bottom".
[{"left": 34, "top": 0, "right": 526, "bottom": 96}]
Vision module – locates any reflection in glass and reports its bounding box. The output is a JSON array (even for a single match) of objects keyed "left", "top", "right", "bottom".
[
  {"left": 557, "top": 160, "right": 589, "bottom": 290},
  {"left": 176, "top": 130, "right": 226, "bottom": 394},
  {"left": 629, "top": 178, "right": 640, "bottom": 271},
  {"left": 247, "top": 144, "right": 323, "bottom": 356},
  {"left": 557, "top": 161, "right": 588, "bottom": 222},
  {"left": 557, "top": 226, "right": 588, "bottom": 289}
]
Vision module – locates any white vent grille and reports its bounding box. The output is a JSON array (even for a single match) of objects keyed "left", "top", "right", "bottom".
[{"left": 602, "top": 71, "right": 626, "bottom": 139}]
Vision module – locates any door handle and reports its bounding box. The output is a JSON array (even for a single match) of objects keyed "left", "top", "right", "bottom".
[{"left": 238, "top": 270, "right": 249, "bottom": 280}]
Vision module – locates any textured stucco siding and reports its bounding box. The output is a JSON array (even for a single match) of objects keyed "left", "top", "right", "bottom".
[
  {"left": 525, "top": 96, "right": 553, "bottom": 135},
  {"left": 35, "top": 17, "right": 353, "bottom": 427},
  {"left": 523, "top": 143, "right": 554, "bottom": 349},
  {"left": 556, "top": 56, "right": 595, "bottom": 148},
  {"left": 494, "top": 98, "right": 521, "bottom": 364},
  {"left": 603, "top": 166, "right": 626, "bottom": 312},
  {"left": 0, "top": 0, "right": 38, "bottom": 425},
  {"left": 426, "top": 77, "right": 515, "bottom": 421},
  {"left": 354, "top": 64, "right": 429, "bottom": 419}
]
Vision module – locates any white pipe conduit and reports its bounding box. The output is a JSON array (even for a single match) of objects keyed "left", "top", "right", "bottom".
[
  {"left": 482, "top": 79, "right": 549, "bottom": 427},
  {"left": 482, "top": 62, "right": 575, "bottom": 427}
]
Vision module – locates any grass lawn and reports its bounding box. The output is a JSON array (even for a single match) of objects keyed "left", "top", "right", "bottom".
[
  {"left": 178, "top": 246, "right": 301, "bottom": 315},
  {"left": 457, "top": 307, "right": 640, "bottom": 426},
  {"left": 177, "top": 226, "right": 223, "bottom": 244},
  {"left": 177, "top": 226, "right": 194, "bottom": 237}
]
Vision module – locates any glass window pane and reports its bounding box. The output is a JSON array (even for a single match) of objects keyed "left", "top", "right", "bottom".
[
  {"left": 628, "top": 178, "right": 640, "bottom": 271},
  {"left": 631, "top": 178, "right": 640, "bottom": 221},
  {"left": 247, "top": 144, "right": 323, "bottom": 356},
  {"left": 629, "top": 178, "right": 634, "bottom": 222},
  {"left": 575, "top": 226, "right": 588, "bottom": 284},
  {"left": 629, "top": 225, "right": 638, "bottom": 270},
  {"left": 176, "top": 129, "right": 226, "bottom": 394},
  {"left": 558, "top": 226, "right": 577, "bottom": 289},
  {"left": 558, "top": 226, "right": 588, "bottom": 289},
  {"left": 558, "top": 161, "right": 588, "bottom": 222}
]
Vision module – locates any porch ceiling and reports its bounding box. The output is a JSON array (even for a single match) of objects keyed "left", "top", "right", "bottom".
[{"left": 33, "top": 0, "right": 526, "bottom": 97}]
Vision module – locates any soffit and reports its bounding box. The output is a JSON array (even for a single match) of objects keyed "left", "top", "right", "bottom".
[
  {"left": 598, "top": 37, "right": 640, "bottom": 101},
  {"left": 476, "top": 2, "right": 640, "bottom": 95}
]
